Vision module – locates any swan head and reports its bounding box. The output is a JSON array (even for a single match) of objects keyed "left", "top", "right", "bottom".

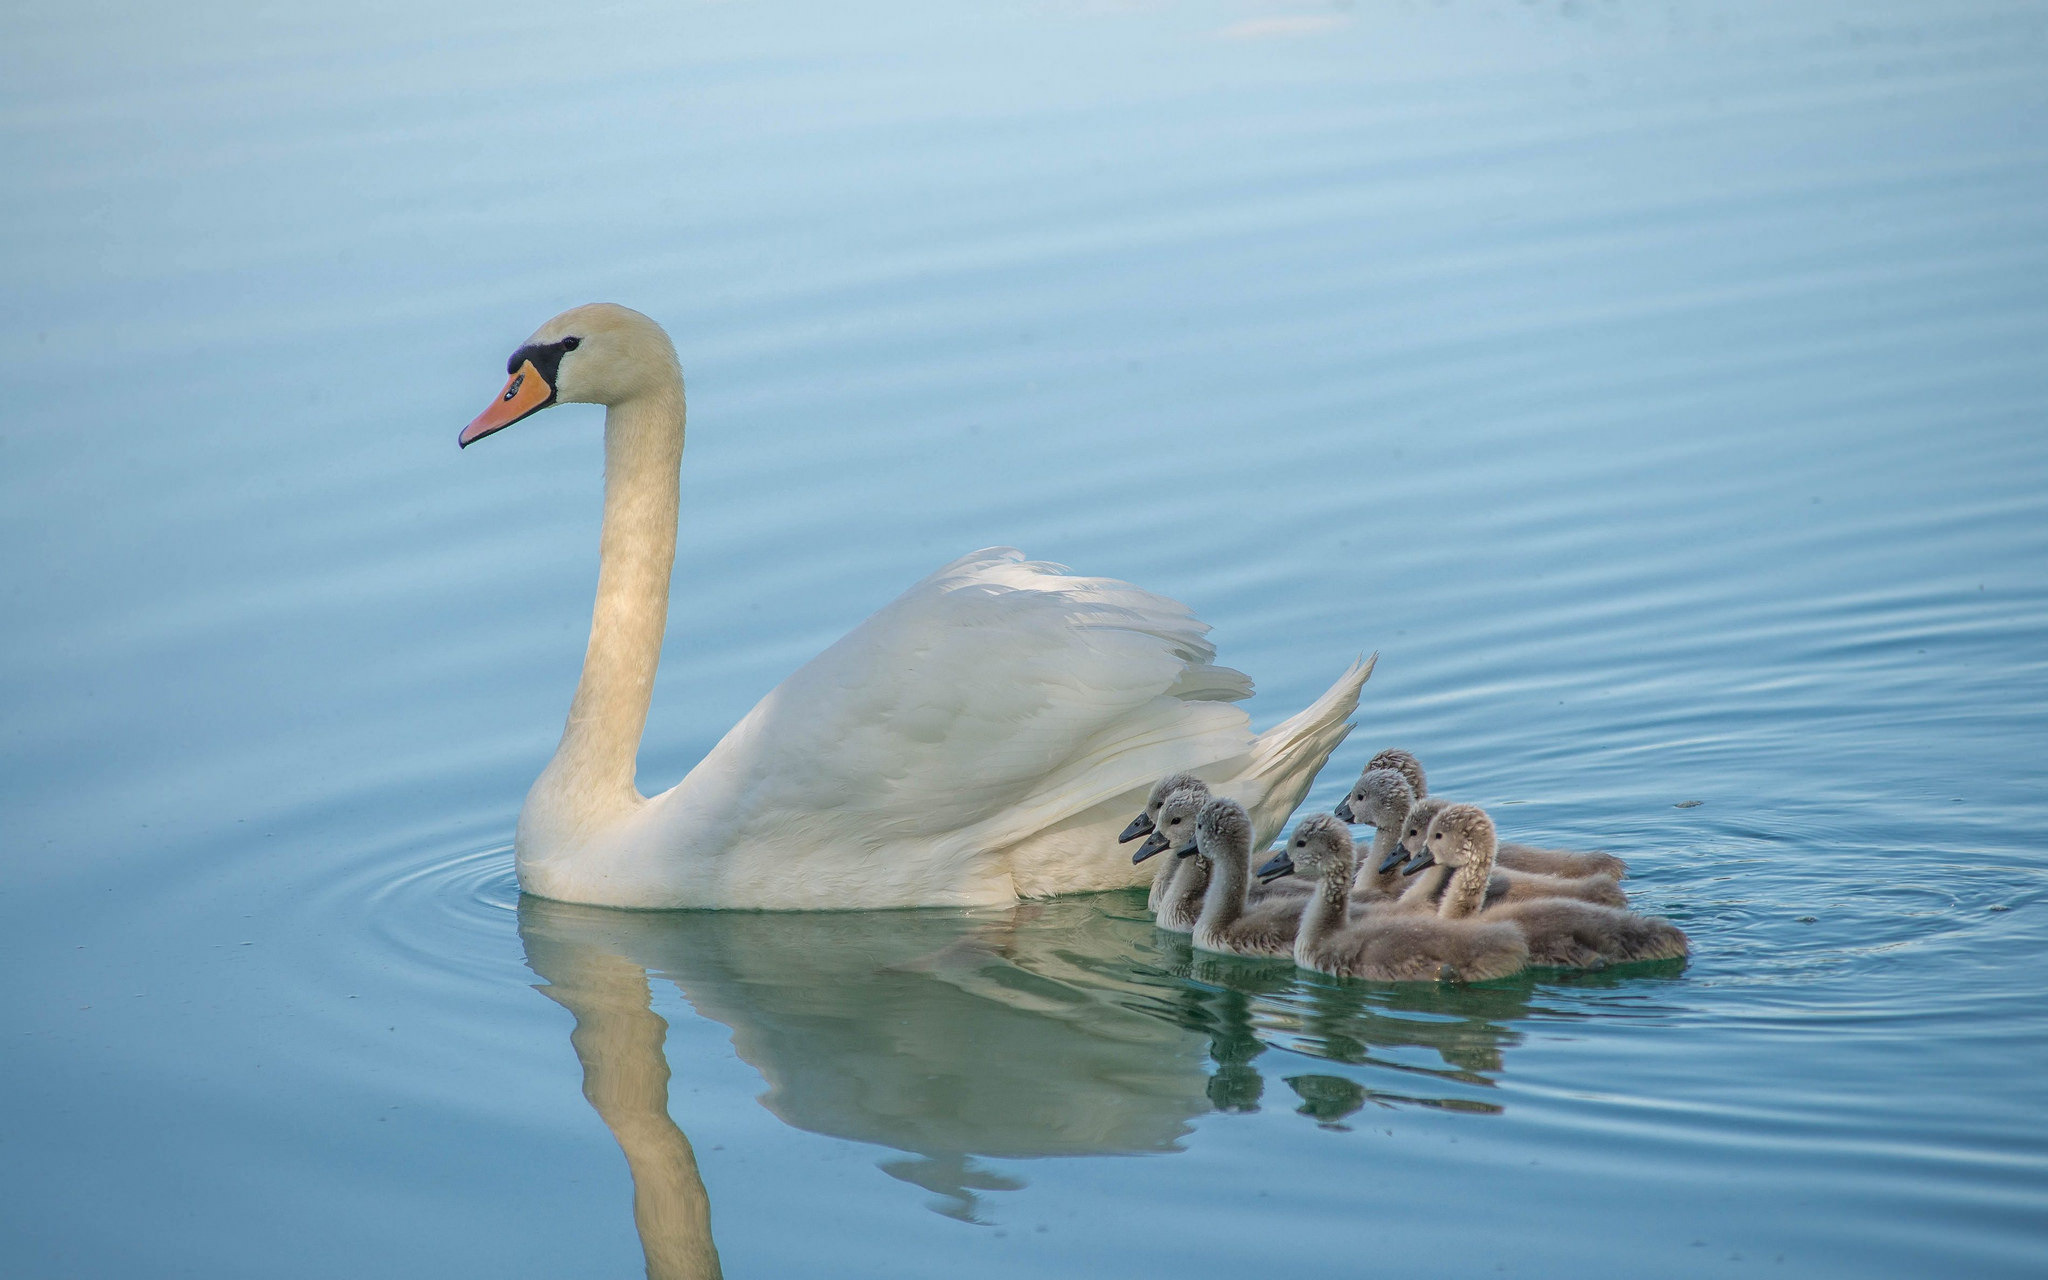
[
  {"left": 1121, "top": 771, "right": 1210, "bottom": 844},
  {"left": 1399, "top": 795, "right": 1452, "bottom": 858},
  {"left": 460, "top": 303, "right": 681, "bottom": 447},
  {"left": 1257, "top": 813, "right": 1353, "bottom": 883},
  {"left": 1191, "top": 797, "right": 1253, "bottom": 867},
  {"left": 1366, "top": 748, "right": 1427, "bottom": 800},
  {"left": 1414, "top": 803, "right": 1494, "bottom": 877},
  {"left": 1336, "top": 766, "right": 1414, "bottom": 830},
  {"left": 1132, "top": 784, "right": 1208, "bottom": 863}
]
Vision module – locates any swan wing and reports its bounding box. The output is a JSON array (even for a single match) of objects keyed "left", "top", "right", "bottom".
[{"left": 651, "top": 549, "right": 1259, "bottom": 898}]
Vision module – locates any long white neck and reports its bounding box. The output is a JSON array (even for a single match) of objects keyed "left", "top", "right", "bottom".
[{"left": 522, "top": 383, "right": 686, "bottom": 849}]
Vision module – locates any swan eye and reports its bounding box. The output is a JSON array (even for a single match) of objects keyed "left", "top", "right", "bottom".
[{"left": 561, "top": 336, "right": 581, "bottom": 351}]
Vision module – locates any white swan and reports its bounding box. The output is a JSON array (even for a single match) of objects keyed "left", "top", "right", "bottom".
[{"left": 461, "top": 303, "right": 1375, "bottom": 909}]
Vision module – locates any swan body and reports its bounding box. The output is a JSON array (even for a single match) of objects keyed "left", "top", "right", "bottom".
[
  {"left": 1425, "top": 805, "right": 1688, "bottom": 968},
  {"left": 1265, "top": 815, "right": 1527, "bottom": 983},
  {"left": 465, "top": 304, "right": 1373, "bottom": 909}
]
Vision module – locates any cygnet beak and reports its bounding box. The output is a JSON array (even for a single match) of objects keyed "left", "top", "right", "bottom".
[
  {"left": 1173, "top": 841, "right": 1200, "bottom": 859},
  {"left": 1118, "top": 812, "right": 1154, "bottom": 843},
  {"left": 1132, "top": 829, "right": 1172, "bottom": 863},
  {"left": 461, "top": 359, "right": 556, "bottom": 447},
  {"left": 1377, "top": 847, "right": 1411, "bottom": 875},
  {"left": 1401, "top": 850, "right": 1436, "bottom": 876},
  {"left": 1333, "top": 799, "right": 1357, "bottom": 823},
  {"left": 1255, "top": 851, "right": 1295, "bottom": 882}
]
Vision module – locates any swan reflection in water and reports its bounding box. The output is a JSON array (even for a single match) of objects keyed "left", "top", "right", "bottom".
[{"left": 516, "top": 893, "right": 1544, "bottom": 1253}]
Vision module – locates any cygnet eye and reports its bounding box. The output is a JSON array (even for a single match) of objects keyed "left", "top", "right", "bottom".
[
  {"left": 1294, "top": 839, "right": 1306, "bottom": 848},
  {"left": 1169, "top": 816, "right": 1182, "bottom": 825}
]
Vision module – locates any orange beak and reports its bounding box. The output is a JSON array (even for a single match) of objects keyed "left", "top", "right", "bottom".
[{"left": 459, "top": 359, "right": 555, "bottom": 448}]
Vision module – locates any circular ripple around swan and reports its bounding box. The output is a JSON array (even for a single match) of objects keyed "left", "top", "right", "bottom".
[
  {"left": 186, "top": 811, "right": 544, "bottom": 1082},
  {"left": 355, "top": 839, "right": 523, "bottom": 973}
]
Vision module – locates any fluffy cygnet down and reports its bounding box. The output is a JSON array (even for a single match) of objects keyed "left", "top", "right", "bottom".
[
  {"left": 1349, "top": 780, "right": 1627, "bottom": 910},
  {"left": 1259, "top": 815, "right": 1527, "bottom": 983},
  {"left": 1138, "top": 785, "right": 1303, "bottom": 934},
  {"left": 1333, "top": 767, "right": 1431, "bottom": 903},
  {"left": 1364, "top": 748, "right": 1429, "bottom": 803},
  {"left": 1126, "top": 773, "right": 1209, "bottom": 912},
  {"left": 1397, "top": 794, "right": 1629, "bottom": 883},
  {"left": 1424, "top": 805, "right": 1689, "bottom": 969},
  {"left": 1185, "top": 797, "right": 1303, "bottom": 959}
]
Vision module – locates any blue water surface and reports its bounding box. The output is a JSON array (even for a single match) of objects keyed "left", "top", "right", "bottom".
[{"left": 4, "top": 1, "right": 2047, "bottom": 1275}]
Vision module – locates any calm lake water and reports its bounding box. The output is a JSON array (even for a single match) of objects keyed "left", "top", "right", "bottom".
[{"left": 6, "top": 1, "right": 2048, "bottom": 1275}]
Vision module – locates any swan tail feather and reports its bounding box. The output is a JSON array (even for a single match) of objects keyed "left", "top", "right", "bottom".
[{"left": 1240, "top": 653, "right": 1377, "bottom": 846}]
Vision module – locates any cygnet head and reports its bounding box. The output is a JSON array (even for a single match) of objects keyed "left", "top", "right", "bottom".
[
  {"left": 460, "top": 303, "right": 682, "bottom": 447},
  {"left": 1132, "top": 785, "right": 1208, "bottom": 863},
  {"left": 1421, "top": 803, "right": 1496, "bottom": 874},
  {"left": 1366, "top": 748, "right": 1428, "bottom": 799},
  {"left": 1121, "top": 771, "right": 1209, "bottom": 844},
  {"left": 1256, "top": 813, "right": 1354, "bottom": 883},
  {"left": 1190, "top": 797, "right": 1253, "bottom": 866},
  {"left": 1337, "top": 767, "right": 1416, "bottom": 830},
  {"left": 1399, "top": 795, "right": 1452, "bottom": 857}
]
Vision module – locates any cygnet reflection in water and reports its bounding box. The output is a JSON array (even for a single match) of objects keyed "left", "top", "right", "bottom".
[
  {"left": 1157, "top": 935, "right": 1538, "bottom": 1114},
  {"left": 518, "top": 893, "right": 1544, "bottom": 1225}
]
